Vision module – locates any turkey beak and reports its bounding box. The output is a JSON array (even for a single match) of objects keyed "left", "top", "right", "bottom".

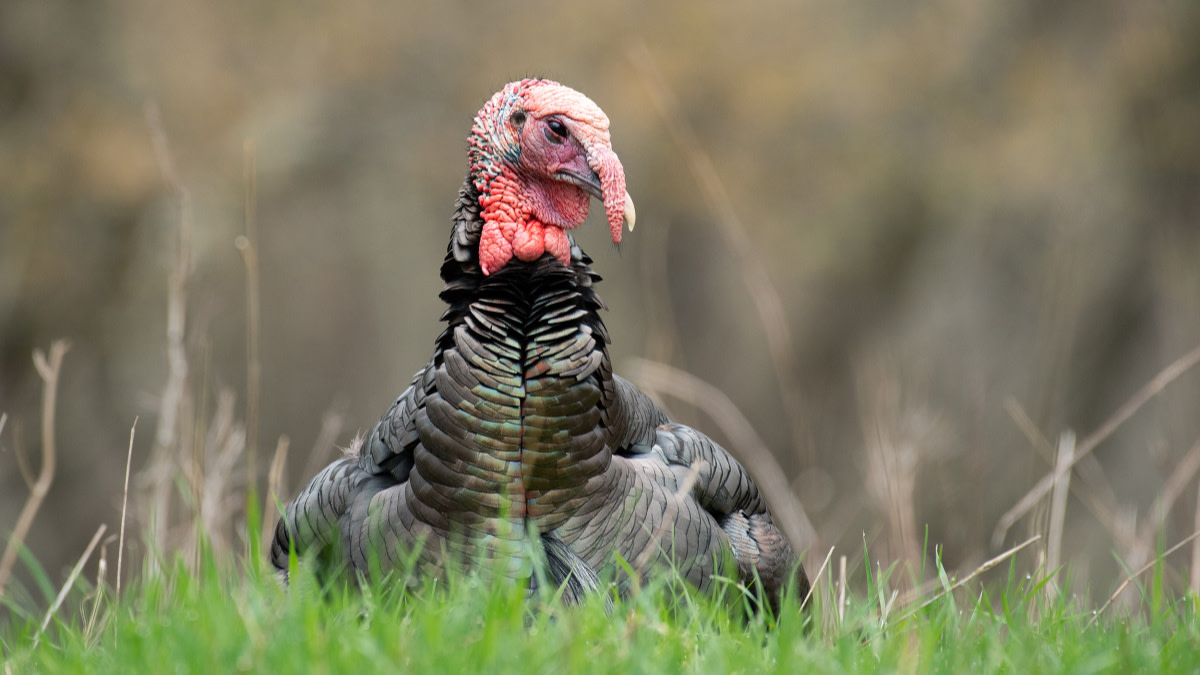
[
  {"left": 556, "top": 167, "right": 635, "bottom": 238},
  {"left": 558, "top": 168, "right": 606, "bottom": 201}
]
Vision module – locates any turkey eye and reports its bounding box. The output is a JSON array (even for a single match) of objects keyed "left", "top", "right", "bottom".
[
  {"left": 546, "top": 118, "right": 569, "bottom": 141},
  {"left": 511, "top": 111, "right": 526, "bottom": 126}
]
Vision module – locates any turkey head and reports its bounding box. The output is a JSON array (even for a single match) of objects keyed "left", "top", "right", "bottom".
[{"left": 467, "top": 79, "right": 637, "bottom": 275}]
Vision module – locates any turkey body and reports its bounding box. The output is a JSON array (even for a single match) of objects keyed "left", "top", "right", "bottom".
[{"left": 271, "top": 80, "right": 808, "bottom": 609}]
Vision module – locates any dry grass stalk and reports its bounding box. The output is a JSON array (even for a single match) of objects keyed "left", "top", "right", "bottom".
[
  {"left": 1139, "top": 436, "right": 1200, "bottom": 554},
  {"left": 34, "top": 523, "right": 106, "bottom": 648},
  {"left": 0, "top": 412, "right": 6, "bottom": 446},
  {"left": 899, "top": 535, "right": 1041, "bottom": 619},
  {"left": 1192, "top": 479, "right": 1200, "bottom": 593},
  {"left": 0, "top": 340, "right": 69, "bottom": 598},
  {"left": 262, "top": 435, "right": 291, "bottom": 558},
  {"left": 1118, "top": 435, "right": 1200, "bottom": 581},
  {"left": 993, "top": 342, "right": 1200, "bottom": 549},
  {"left": 837, "top": 555, "right": 847, "bottom": 627},
  {"left": 117, "top": 418, "right": 136, "bottom": 600},
  {"left": 628, "top": 43, "right": 810, "bottom": 466},
  {"left": 1004, "top": 398, "right": 1058, "bottom": 465},
  {"left": 801, "top": 545, "right": 836, "bottom": 611},
  {"left": 237, "top": 138, "right": 262, "bottom": 498},
  {"left": 198, "top": 389, "right": 246, "bottom": 560},
  {"left": 83, "top": 538, "right": 110, "bottom": 647},
  {"left": 855, "top": 352, "right": 933, "bottom": 588},
  {"left": 1005, "top": 397, "right": 1119, "bottom": 512},
  {"left": 137, "top": 107, "right": 258, "bottom": 573},
  {"left": 1044, "top": 431, "right": 1075, "bottom": 601},
  {"left": 625, "top": 357, "right": 818, "bottom": 556},
  {"left": 1006, "top": 399, "right": 1125, "bottom": 553},
  {"left": 144, "top": 101, "right": 193, "bottom": 560},
  {"left": 1089, "top": 529, "right": 1200, "bottom": 628},
  {"left": 190, "top": 342, "right": 209, "bottom": 537}
]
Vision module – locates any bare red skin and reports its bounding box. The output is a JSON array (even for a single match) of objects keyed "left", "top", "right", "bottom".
[
  {"left": 477, "top": 165, "right": 585, "bottom": 275},
  {"left": 468, "top": 80, "right": 628, "bottom": 276}
]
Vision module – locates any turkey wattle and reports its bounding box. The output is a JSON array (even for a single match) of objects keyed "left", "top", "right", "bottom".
[{"left": 270, "top": 79, "right": 810, "bottom": 609}]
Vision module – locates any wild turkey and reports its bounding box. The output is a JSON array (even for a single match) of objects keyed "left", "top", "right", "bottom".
[{"left": 271, "top": 79, "right": 810, "bottom": 609}]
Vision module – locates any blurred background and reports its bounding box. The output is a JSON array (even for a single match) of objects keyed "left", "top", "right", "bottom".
[{"left": 2, "top": 0, "right": 1199, "bottom": 600}]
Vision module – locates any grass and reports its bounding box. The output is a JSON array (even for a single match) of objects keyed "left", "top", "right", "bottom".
[{"left": 3, "top": 532, "right": 1200, "bottom": 674}]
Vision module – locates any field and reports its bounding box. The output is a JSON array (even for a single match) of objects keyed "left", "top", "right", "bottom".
[{"left": 4, "top": 530, "right": 1200, "bottom": 674}]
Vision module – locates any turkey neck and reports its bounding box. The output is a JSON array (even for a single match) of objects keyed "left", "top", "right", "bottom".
[{"left": 414, "top": 179, "right": 617, "bottom": 540}]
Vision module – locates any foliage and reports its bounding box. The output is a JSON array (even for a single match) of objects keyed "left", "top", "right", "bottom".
[{"left": 4, "top": 541, "right": 1200, "bottom": 675}]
